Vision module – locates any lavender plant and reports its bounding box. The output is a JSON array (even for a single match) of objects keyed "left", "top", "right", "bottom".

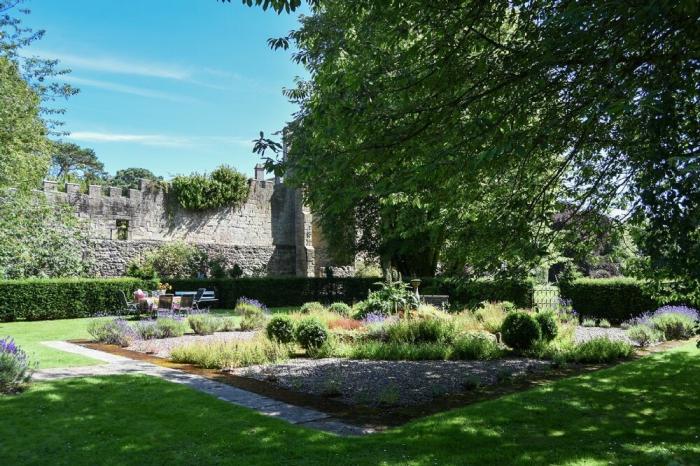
[
  {"left": 0, "top": 337, "right": 34, "bottom": 394},
  {"left": 87, "top": 318, "right": 137, "bottom": 346}
]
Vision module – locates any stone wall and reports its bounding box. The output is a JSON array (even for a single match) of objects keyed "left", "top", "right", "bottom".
[{"left": 41, "top": 173, "right": 312, "bottom": 277}]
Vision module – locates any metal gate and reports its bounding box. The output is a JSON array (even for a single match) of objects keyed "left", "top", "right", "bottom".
[{"left": 532, "top": 285, "right": 560, "bottom": 311}]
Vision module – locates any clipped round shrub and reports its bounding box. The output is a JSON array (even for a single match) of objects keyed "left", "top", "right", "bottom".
[
  {"left": 295, "top": 317, "right": 329, "bottom": 350},
  {"left": 328, "top": 302, "right": 352, "bottom": 317},
  {"left": 266, "top": 315, "right": 296, "bottom": 343},
  {"left": 300, "top": 302, "right": 325, "bottom": 314},
  {"left": 501, "top": 312, "right": 541, "bottom": 351},
  {"left": 534, "top": 312, "right": 558, "bottom": 342},
  {"left": 627, "top": 324, "right": 662, "bottom": 347}
]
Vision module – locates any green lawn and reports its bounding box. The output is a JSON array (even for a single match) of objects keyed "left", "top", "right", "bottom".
[
  {"left": 0, "top": 317, "right": 104, "bottom": 368},
  {"left": 0, "top": 307, "right": 296, "bottom": 369},
  {"left": 1, "top": 342, "right": 697, "bottom": 465}
]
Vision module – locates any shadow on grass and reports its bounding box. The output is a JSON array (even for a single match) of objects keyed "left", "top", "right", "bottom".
[{"left": 1, "top": 345, "right": 698, "bottom": 465}]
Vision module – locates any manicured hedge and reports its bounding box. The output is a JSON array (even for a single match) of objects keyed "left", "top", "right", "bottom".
[
  {"left": 168, "top": 277, "right": 379, "bottom": 308},
  {"left": 419, "top": 277, "right": 534, "bottom": 309},
  {"left": 168, "top": 276, "right": 534, "bottom": 310},
  {"left": 559, "top": 278, "right": 659, "bottom": 323},
  {"left": 0, "top": 278, "right": 158, "bottom": 321}
]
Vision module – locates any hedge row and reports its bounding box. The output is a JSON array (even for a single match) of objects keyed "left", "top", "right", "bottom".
[
  {"left": 419, "top": 277, "right": 534, "bottom": 309},
  {"left": 168, "top": 277, "right": 379, "bottom": 308},
  {"left": 168, "top": 276, "right": 534, "bottom": 310},
  {"left": 0, "top": 277, "right": 158, "bottom": 321},
  {"left": 559, "top": 278, "right": 660, "bottom": 323}
]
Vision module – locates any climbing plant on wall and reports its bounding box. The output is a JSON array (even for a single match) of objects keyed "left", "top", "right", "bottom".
[{"left": 170, "top": 165, "right": 249, "bottom": 211}]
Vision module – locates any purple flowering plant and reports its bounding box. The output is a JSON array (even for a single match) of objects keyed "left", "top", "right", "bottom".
[
  {"left": 236, "top": 296, "right": 269, "bottom": 314},
  {"left": 1, "top": 337, "right": 34, "bottom": 394}
]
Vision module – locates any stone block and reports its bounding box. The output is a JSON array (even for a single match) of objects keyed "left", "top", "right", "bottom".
[
  {"left": 88, "top": 185, "right": 102, "bottom": 197},
  {"left": 109, "top": 187, "right": 122, "bottom": 197},
  {"left": 65, "top": 183, "right": 80, "bottom": 194},
  {"left": 43, "top": 180, "right": 57, "bottom": 192}
]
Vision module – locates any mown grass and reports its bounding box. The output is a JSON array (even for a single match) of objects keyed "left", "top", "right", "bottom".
[
  {"left": 0, "top": 342, "right": 697, "bottom": 465},
  {"left": 0, "top": 307, "right": 295, "bottom": 369}
]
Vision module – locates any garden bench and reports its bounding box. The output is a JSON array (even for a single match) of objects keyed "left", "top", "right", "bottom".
[{"left": 421, "top": 294, "right": 449, "bottom": 310}]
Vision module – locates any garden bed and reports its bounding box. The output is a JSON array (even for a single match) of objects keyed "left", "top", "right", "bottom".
[
  {"left": 234, "top": 357, "right": 551, "bottom": 406},
  {"left": 126, "top": 331, "right": 257, "bottom": 358},
  {"left": 574, "top": 326, "right": 633, "bottom": 345}
]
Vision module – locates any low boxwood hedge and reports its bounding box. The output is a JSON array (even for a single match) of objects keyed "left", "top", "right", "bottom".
[{"left": 0, "top": 277, "right": 158, "bottom": 321}]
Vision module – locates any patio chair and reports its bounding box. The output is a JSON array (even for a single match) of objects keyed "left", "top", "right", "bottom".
[
  {"left": 178, "top": 295, "right": 194, "bottom": 316},
  {"left": 156, "top": 294, "right": 174, "bottom": 318},
  {"left": 193, "top": 288, "right": 217, "bottom": 312},
  {"left": 119, "top": 290, "right": 139, "bottom": 316}
]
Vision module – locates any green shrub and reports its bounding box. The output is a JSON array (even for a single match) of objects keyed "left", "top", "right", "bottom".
[
  {"left": 300, "top": 302, "right": 325, "bottom": 314},
  {"left": 187, "top": 315, "right": 221, "bottom": 335},
  {"left": 170, "top": 335, "right": 289, "bottom": 369},
  {"left": 501, "top": 312, "right": 541, "bottom": 351},
  {"left": 474, "top": 302, "right": 508, "bottom": 334},
  {"left": 127, "top": 242, "right": 205, "bottom": 279},
  {"left": 218, "top": 316, "right": 239, "bottom": 332},
  {"left": 155, "top": 318, "right": 187, "bottom": 338},
  {"left": 451, "top": 333, "right": 503, "bottom": 360},
  {"left": 238, "top": 305, "right": 266, "bottom": 331},
  {"left": 581, "top": 318, "right": 597, "bottom": 327},
  {"left": 566, "top": 338, "right": 632, "bottom": 363},
  {"left": 598, "top": 319, "right": 611, "bottom": 328},
  {"left": 0, "top": 277, "right": 158, "bottom": 321},
  {"left": 87, "top": 318, "right": 136, "bottom": 346},
  {"left": 170, "top": 165, "right": 249, "bottom": 211},
  {"left": 0, "top": 337, "right": 34, "bottom": 394},
  {"left": 650, "top": 313, "right": 695, "bottom": 340},
  {"left": 266, "top": 315, "right": 296, "bottom": 343},
  {"left": 559, "top": 278, "right": 661, "bottom": 323},
  {"left": 627, "top": 324, "right": 663, "bottom": 347},
  {"left": 386, "top": 318, "right": 456, "bottom": 344},
  {"left": 534, "top": 312, "right": 558, "bottom": 342},
  {"left": 295, "top": 318, "right": 329, "bottom": 350},
  {"left": 134, "top": 320, "right": 161, "bottom": 340},
  {"left": 328, "top": 302, "right": 352, "bottom": 316}
]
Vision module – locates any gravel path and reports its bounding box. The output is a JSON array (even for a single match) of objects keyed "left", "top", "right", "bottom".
[
  {"left": 127, "top": 331, "right": 257, "bottom": 358},
  {"left": 574, "top": 326, "right": 633, "bottom": 345},
  {"left": 235, "top": 358, "right": 550, "bottom": 407}
]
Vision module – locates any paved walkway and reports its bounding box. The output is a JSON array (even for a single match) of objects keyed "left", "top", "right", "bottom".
[{"left": 38, "top": 341, "right": 373, "bottom": 436}]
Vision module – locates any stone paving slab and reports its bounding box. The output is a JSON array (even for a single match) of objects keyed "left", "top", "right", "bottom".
[
  {"left": 36, "top": 341, "right": 368, "bottom": 436},
  {"left": 42, "top": 340, "right": 131, "bottom": 363}
]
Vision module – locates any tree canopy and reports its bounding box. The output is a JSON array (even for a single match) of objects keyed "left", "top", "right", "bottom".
[
  {"left": 245, "top": 1, "right": 698, "bottom": 289},
  {"left": 50, "top": 141, "right": 105, "bottom": 180},
  {"left": 111, "top": 168, "right": 163, "bottom": 190},
  {"left": 0, "top": 56, "right": 50, "bottom": 190}
]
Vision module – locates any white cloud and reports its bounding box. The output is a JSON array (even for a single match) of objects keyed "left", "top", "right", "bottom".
[
  {"left": 36, "top": 51, "right": 191, "bottom": 80},
  {"left": 68, "top": 131, "right": 190, "bottom": 148},
  {"left": 67, "top": 132, "right": 256, "bottom": 149},
  {"left": 66, "top": 76, "right": 199, "bottom": 103}
]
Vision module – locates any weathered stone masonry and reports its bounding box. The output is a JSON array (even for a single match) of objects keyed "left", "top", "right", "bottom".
[{"left": 40, "top": 168, "right": 334, "bottom": 277}]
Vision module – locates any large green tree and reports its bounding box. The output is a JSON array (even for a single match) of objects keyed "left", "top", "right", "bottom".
[
  {"left": 242, "top": 1, "right": 698, "bottom": 288},
  {"left": 50, "top": 141, "right": 105, "bottom": 180},
  {"left": 0, "top": 56, "right": 50, "bottom": 190},
  {"left": 111, "top": 167, "right": 162, "bottom": 190}
]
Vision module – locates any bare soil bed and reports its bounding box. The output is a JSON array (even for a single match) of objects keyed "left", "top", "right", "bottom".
[
  {"left": 234, "top": 357, "right": 551, "bottom": 407},
  {"left": 126, "top": 331, "right": 256, "bottom": 358}
]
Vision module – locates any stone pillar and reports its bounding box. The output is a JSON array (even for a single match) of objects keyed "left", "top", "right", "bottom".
[
  {"left": 294, "top": 189, "right": 315, "bottom": 277},
  {"left": 108, "top": 187, "right": 122, "bottom": 197},
  {"left": 254, "top": 164, "right": 266, "bottom": 181},
  {"left": 128, "top": 189, "right": 141, "bottom": 200},
  {"left": 65, "top": 183, "right": 80, "bottom": 194}
]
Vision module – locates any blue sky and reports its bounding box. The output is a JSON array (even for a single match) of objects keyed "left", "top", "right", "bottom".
[{"left": 22, "top": 0, "right": 306, "bottom": 179}]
